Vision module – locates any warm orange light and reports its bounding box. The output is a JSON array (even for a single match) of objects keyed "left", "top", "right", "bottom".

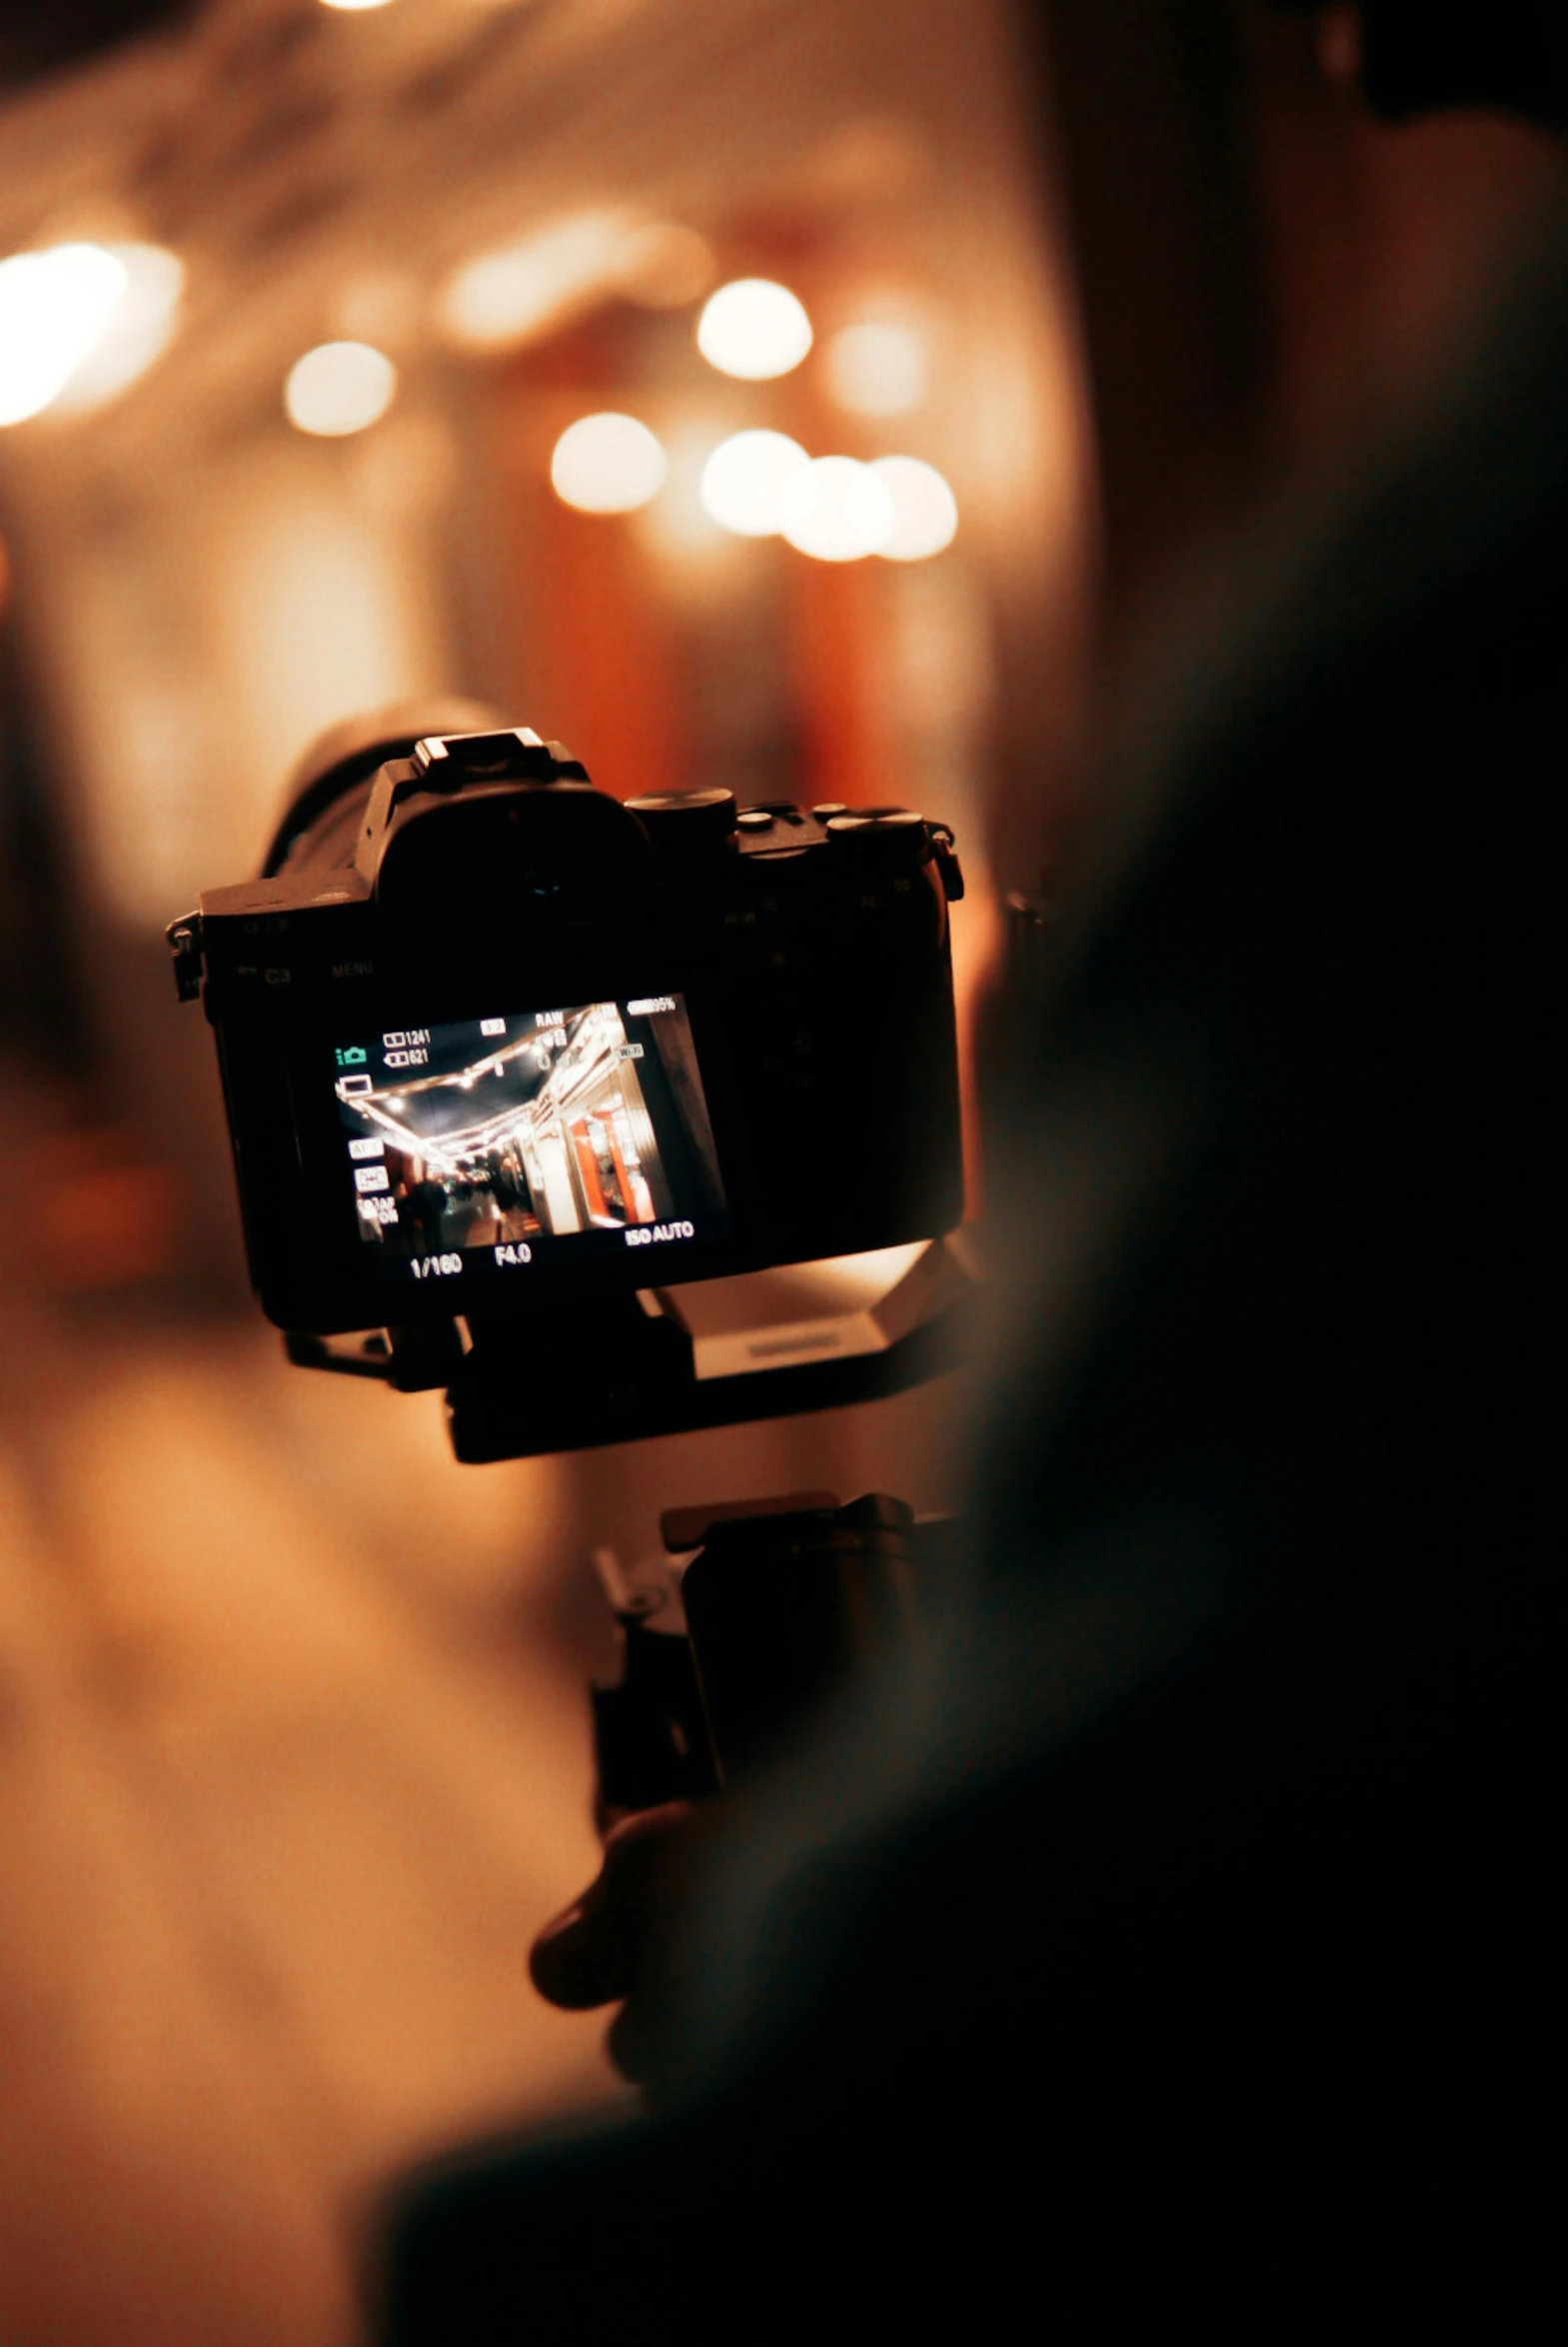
[
  {"left": 0, "top": 243, "right": 129, "bottom": 426},
  {"left": 870, "top": 456, "right": 958, "bottom": 561},
  {"left": 440, "top": 214, "right": 636, "bottom": 353},
  {"left": 779, "top": 457, "right": 892, "bottom": 563},
  {"left": 697, "top": 279, "right": 812, "bottom": 381},
  {"left": 285, "top": 342, "right": 398, "bottom": 437},
  {"left": 617, "top": 223, "right": 715, "bottom": 310},
  {"left": 822, "top": 322, "right": 926, "bottom": 417},
  {"left": 51, "top": 243, "right": 185, "bottom": 413},
  {"left": 551, "top": 413, "right": 668, "bottom": 514},
  {"left": 700, "top": 430, "right": 809, "bottom": 536}
]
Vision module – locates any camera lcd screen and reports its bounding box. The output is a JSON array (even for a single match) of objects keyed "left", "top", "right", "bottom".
[{"left": 332, "top": 996, "right": 729, "bottom": 1288}]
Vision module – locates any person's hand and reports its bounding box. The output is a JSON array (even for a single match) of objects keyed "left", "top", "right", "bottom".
[{"left": 530, "top": 1800, "right": 707, "bottom": 2083}]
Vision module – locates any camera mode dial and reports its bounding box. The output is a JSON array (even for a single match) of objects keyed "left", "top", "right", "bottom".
[
  {"left": 627, "top": 788, "right": 738, "bottom": 854},
  {"left": 825, "top": 808, "right": 927, "bottom": 861}
]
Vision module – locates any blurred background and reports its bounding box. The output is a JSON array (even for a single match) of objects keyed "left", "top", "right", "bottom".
[{"left": 0, "top": 2, "right": 1560, "bottom": 2340}]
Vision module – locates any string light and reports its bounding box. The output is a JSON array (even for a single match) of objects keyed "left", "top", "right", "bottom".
[
  {"left": 779, "top": 457, "right": 892, "bottom": 563},
  {"left": 0, "top": 244, "right": 130, "bottom": 427},
  {"left": 50, "top": 243, "right": 185, "bottom": 413},
  {"left": 697, "top": 279, "right": 812, "bottom": 381},
  {"left": 551, "top": 413, "right": 668, "bottom": 513},
  {"left": 700, "top": 430, "right": 809, "bottom": 536},
  {"left": 441, "top": 213, "right": 634, "bottom": 352},
  {"left": 285, "top": 342, "right": 398, "bottom": 437},
  {"left": 870, "top": 456, "right": 958, "bottom": 561}
]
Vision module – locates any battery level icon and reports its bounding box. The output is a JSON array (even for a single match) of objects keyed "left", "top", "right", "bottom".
[{"left": 480, "top": 1019, "right": 506, "bottom": 1038}]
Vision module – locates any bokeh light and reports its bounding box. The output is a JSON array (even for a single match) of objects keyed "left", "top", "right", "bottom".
[
  {"left": 441, "top": 213, "right": 634, "bottom": 352},
  {"left": 551, "top": 412, "right": 668, "bottom": 513},
  {"left": 50, "top": 243, "right": 185, "bottom": 413},
  {"left": 822, "top": 321, "right": 926, "bottom": 417},
  {"left": 319, "top": 0, "right": 395, "bottom": 12},
  {"left": 779, "top": 456, "right": 893, "bottom": 563},
  {"left": 285, "top": 341, "right": 399, "bottom": 437},
  {"left": 699, "top": 430, "right": 810, "bottom": 536},
  {"left": 870, "top": 455, "right": 958, "bottom": 560},
  {"left": 697, "top": 278, "right": 812, "bottom": 381},
  {"left": 0, "top": 244, "right": 130, "bottom": 427}
]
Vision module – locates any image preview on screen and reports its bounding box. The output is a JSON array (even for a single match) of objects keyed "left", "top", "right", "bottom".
[{"left": 332, "top": 997, "right": 727, "bottom": 1276}]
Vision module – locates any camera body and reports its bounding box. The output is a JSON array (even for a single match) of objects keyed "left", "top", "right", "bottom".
[{"left": 172, "top": 724, "right": 965, "bottom": 1338}]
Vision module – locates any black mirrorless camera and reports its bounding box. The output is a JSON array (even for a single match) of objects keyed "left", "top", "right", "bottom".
[{"left": 170, "top": 720, "right": 965, "bottom": 1345}]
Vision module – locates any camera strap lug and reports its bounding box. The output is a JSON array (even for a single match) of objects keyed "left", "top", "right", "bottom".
[
  {"left": 166, "top": 912, "right": 204, "bottom": 1003},
  {"left": 929, "top": 825, "right": 965, "bottom": 903}
]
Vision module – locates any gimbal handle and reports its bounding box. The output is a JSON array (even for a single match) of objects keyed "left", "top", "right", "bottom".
[{"left": 593, "top": 1492, "right": 947, "bottom": 1806}]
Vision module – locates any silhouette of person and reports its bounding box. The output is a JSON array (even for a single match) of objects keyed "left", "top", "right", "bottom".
[
  {"left": 405, "top": 1172, "right": 449, "bottom": 1257},
  {"left": 378, "top": 7, "right": 1567, "bottom": 2338}
]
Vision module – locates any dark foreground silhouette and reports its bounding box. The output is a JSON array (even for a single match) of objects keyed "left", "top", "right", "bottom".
[{"left": 375, "top": 32, "right": 1567, "bottom": 2344}]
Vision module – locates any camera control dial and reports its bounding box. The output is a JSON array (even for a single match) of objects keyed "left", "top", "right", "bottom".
[
  {"left": 825, "top": 809, "right": 965, "bottom": 899},
  {"left": 626, "top": 788, "right": 738, "bottom": 853},
  {"left": 825, "top": 809, "right": 926, "bottom": 859}
]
